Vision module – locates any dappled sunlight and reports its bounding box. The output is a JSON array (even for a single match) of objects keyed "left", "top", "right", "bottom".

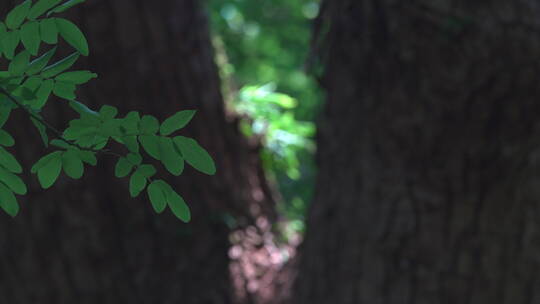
[
  {"left": 208, "top": 2, "right": 322, "bottom": 299},
  {"left": 229, "top": 218, "right": 300, "bottom": 304},
  {"left": 209, "top": 0, "right": 321, "bottom": 237}
]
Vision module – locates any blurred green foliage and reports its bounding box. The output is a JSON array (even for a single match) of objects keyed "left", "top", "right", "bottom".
[{"left": 207, "top": 0, "right": 322, "bottom": 235}]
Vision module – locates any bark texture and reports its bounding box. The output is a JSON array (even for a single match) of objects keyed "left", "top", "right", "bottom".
[
  {"left": 294, "top": 1, "right": 540, "bottom": 303},
  {"left": 0, "top": 0, "right": 272, "bottom": 303}
]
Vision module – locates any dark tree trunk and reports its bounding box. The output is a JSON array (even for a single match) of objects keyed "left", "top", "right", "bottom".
[
  {"left": 294, "top": 1, "right": 540, "bottom": 303},
  {"left": 0, "top": 0, "right": 273, "bottom": 303}
]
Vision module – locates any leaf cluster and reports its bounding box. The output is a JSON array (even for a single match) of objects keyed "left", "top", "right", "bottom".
[{"left": 0, "top": 0, "right": 216, "bottom": 221}]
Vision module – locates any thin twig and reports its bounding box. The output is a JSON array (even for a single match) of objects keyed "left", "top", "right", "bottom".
[
  {"left": 0, "top": 85, "right": 101, "bottom": 153},
  {"left": 0, "top": 85, "right": 155, "bottom": 184}
]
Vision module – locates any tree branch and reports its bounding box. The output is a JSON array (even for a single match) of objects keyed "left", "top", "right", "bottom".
[
  {"left": 0, "top": 86, "right": 153, "bottom": 184},
  {"left": 0, "top": 85, "right": 102, "bottom": 153}
]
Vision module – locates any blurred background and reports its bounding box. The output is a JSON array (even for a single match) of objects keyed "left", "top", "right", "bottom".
[
  {"left": 2, "top": 0, "right": 540, "bottom": 303},
  {"left": 208, "top": 0, "right": 322, "bottom": 240}
]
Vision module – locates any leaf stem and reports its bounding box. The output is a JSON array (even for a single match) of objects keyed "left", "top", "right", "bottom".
[
  {"left": 0, "top": 85, "right": 101, "bottom": 153},
  {"left": 0, "top": 86, "right": 153, "bottom": 184}
]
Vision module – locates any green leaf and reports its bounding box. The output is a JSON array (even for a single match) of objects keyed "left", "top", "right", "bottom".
[
  {"left": 5, "top": 0, "right": 31, "bottom": 30},
  {"left": 159, "top": 137, "right": 184, "bottom": 175},
  {"left": 73, "top": 134, "right": 101, "bottom": 148},
  {"left": 99, "top": 105, "right": 117, "bottom": 120},
  {"left": 36, "top": 151, "right": 62, "bottom": 188},
  {"left": 137, "top": 164, "right": 156, "bottom": 178},
  {"left": 62, "top": 150, "right": 83, "bottom": 179},
  {"left": 139, "top": 134, "right": 160, "bottom": 160},
  {"left": 0, "top": 182, "right": 19, "bottom": 217},
  {"left": 147, "top": 180, "right": 169, "bottom": 213},
  {"left": 0, "top": 77, "right": 23, "bottom": 89},
  {"left": 26, "top": 47, "right": 57, "bottom": 75},
  {"left": 50, "top": 139, "right": 70, "bottom": 149},
  {"left": 40, "top": 18, "right": 58, "bottom": 44},
  {"left": 77, "top": 150, "right": 96, "bottom": 166},
  {"left": 87, "top": 137, "right": 107, "bottom": 150},
  {"left": 146, "top": 179, "right": 192, "bottom": 221},
  {"left": 129, "top": 171, "right": 146, "bottom": 197},
  {"left": 8, "top": 50, "right": 30, "bottom": 76},
  {"left": 0, "top": 166, "right": 26, "bottom": 195},
  {"left": 0, "top": 147, "right": 22, "bottom": 173},
  {"left": 114, "top": 157, "right": 133, "bottom": 178},
  {"left": 0, "top": 130, "right": 15, "bottom": 147},
  {"left": 53, "top": 80, "right": 76, "bottom": 100},
  {"left": 56, "top": 70, "right": 97, "bottom": 84},
  {"left": 1, "top": 30, "right": 20, "bottom": 59},
  {"left": 11, "top": 82, "right": 36, "bottom": 100},
  {"left": 29, "top": 0, "right": 63, "bottom": 19},
  {"left": 126, "top": 153, "right": 142, "bottom": 165},
  {"left": 55, "top": 18, "right": 88, "bottom": 56},
  {"left": 31, "top": 116, "right": 48, "bottom": 145},
  {"left": 121, "top": 111, "right": 140, "bottom": 133},
  {"left": 0, "top": 107, "right": 11, "bottom": 128},
  {"left": 49, "top": 0, "right": 85, "bottom": 14},
  {"left": 168, "top": 190, "right": 191, "bottom": 222},
  {"left": 160, "top": 110, "right": 196, "bottom": 136},
  {"left": 31, "top": 79, "right": 54, "bottom": 109},
  {"left": 20, "top": 21, "right": 40, "bottom": 55},
  {"left": 63, "top": 124, "right": 96, "bottom": 140},
  {"left": 99, "top": 119, "right": 121, "bottom": 137},
  {"left": 67, "top": 115, "right": 99, "bottom": 130},
  {"left": 22, "top": 75, "right": 42, "bottom": 92},
  {"left": 41, "top": 52, "right": 79, "bottom": 78},
  {"left": 122, "top": 135, "right": 139, "bottom": 153},
  {"left": 173, "top": 136, "right": 216, "bottom": 175},
  {"left": 139, "top": 115, "right": 159, "bottom": 134},
  {"left": 31, "top": 150, "right": 61, "bottom": 173},
  {"left": 0, "top": 23, "right": 7, "bottom": 54}
]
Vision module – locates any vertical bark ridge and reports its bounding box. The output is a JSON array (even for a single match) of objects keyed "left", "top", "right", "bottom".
[{"left": 293, "top": 1, "right": 540, "bottom": 303}]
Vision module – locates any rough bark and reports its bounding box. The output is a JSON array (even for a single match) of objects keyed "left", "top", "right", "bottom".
[
  {"left": 0, "top": 0, "right": 273, "bottom": 303},
  {"left": 294, "top": 1, "right": 540, "bottom": 303}
]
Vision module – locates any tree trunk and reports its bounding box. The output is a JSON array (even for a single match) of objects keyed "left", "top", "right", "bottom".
[
  {"left": 294, "top": 1, "right": 540, "bottom": 303},
  {"left": 0, "top": 0, "right": 273, "bottom": 303}
]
